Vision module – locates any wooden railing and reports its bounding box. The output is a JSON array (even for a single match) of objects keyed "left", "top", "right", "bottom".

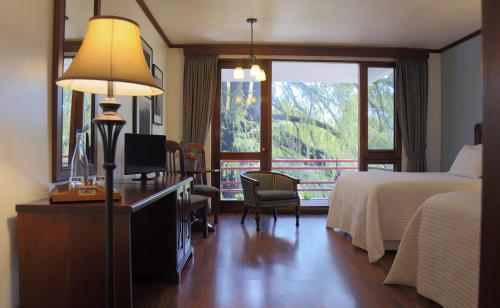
[{"left": 220, "top": 159, "right": 358, "bottom": 198}]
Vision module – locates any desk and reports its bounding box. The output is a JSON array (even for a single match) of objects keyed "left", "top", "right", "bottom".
[{"left": 16, "top": 176, "right": 193, "bottom": 308}]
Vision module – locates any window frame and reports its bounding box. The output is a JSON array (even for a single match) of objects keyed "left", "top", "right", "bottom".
[
  {"left": 212, "top": 59, "right": 402, "bottom": 206},
  {"left": 359, "top": 62, "right": 402, "bottom": 171}
]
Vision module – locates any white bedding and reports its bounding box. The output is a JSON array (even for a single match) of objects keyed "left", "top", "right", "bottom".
[
  {"left": 326, "top": 171, "right": 481, "bottom": 262},
  {"left": 384, "top": 191, "right": 481, "bottom": 308}
]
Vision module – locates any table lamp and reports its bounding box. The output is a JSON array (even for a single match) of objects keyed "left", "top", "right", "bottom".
[{"left": 56, "top": 16, "right": 163, "bottom": 307}]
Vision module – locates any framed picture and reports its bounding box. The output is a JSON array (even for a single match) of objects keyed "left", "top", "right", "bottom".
[
  {"left": 152, "top": 64, "right": 164, "bottom": 125},
  {"left": 133, "top": 96, "right": 152, "bottom": 134},
  {"left": 141, "top": 37, "right": 153, "bottom": 72}
]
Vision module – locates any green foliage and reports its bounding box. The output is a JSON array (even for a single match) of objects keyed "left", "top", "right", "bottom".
[
  {"left": 234, "top": 193, "right": 244, "bottom": 201},
  {"left": 220, "top": 73, "right": 394, "bottom": 200}
]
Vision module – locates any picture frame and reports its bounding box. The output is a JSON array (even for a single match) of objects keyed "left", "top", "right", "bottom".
[
  {"left": 132, "top": 96, "right": 152, "bottom": 134},
  {"left": 141, "top": 37, "right": 153, "bottom": 72},
  {"left": 152, "top": 64, "right": 164, "bottom": 125}
]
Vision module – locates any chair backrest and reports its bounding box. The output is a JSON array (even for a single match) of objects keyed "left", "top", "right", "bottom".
[
  {"left": 184, "top": 142, "right": 207, "bottom": 184},
  {"left": 165, "top": 140, "right": 186, "bottom": 177}
]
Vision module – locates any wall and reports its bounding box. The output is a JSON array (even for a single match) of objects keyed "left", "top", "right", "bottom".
[
  {"left": 427, "top": 53, "right": 442, "bottom": 172},
  {"left": 441, "top": 35, "right": 483, "bottom": 171},
  {"left": 0, "top": 0, "right": 52, "bottom": 306},
  {"left": 165, "top": 48, "right": 185, "bottom": 142}
]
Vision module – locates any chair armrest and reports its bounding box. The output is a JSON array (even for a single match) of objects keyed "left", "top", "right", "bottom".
[{"left": 240, "top": 173, "right": 261, "bottom": 205}]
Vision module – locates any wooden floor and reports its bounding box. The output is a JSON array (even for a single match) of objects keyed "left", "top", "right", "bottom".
[{"left": 133, "top": 214, "right": 440, "bottom": 308}]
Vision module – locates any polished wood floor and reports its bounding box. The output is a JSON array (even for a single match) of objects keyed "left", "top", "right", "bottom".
[{"left": 133, "top": 214, "right": 439, "bottom": 308}]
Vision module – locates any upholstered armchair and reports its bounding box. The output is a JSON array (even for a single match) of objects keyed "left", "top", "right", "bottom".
[{"left": 240, "top": 171, "right": 301, "bottom": 231}]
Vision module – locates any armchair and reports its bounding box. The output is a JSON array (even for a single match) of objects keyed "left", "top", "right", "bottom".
[{"left": 240, "top": 171, "right": 301, "bottom": 231}]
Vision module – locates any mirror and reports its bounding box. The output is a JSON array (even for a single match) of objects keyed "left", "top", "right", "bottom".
[{"left": 52, "top": 0, "right": 100, "bottom": 181}]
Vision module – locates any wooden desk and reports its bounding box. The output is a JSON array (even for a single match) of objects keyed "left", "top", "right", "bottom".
[{"left": 16, "top": 176, "right": 193, "bottom": 308}]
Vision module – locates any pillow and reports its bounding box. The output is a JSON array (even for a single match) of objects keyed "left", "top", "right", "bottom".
[{"left": 449, "top": 144, "right": 483, "bottom": 178}]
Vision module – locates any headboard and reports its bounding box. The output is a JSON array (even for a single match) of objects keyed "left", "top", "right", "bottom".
[{"left": 474, "top": 123, "right": 482, "bottom": 145}]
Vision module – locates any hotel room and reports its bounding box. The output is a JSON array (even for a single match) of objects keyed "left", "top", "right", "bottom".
[{"left": 1, "top": 0, "right": 500, "bottom": 307}]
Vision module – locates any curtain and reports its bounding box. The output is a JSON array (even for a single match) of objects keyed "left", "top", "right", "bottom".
[
  {"left": 396, "top": 58, "right": 428, "bottom": 172},
  {"left": 182, "top": 55, "right": 218, "bottom": 145}
]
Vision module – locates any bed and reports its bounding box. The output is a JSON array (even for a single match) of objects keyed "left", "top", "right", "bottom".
[
  {"left": 326, "top": 124, "right": 483, "bottom": 263},
  {"left": 384, "top": 191, "right": 481, "bottom": 307}
]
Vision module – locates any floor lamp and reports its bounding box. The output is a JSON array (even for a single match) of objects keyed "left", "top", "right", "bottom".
[{"left": 56, "top": 16, "right": 163, "bottom": 307}]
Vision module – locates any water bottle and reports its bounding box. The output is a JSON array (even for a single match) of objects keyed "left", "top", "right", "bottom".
[{"left": 69, "top": 129, "right": 89, "bottom": 188}]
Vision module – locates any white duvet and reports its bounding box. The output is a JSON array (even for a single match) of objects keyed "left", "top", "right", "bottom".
[
  {"left": 326, "top": 171, "right": 481, "bottom": 262},
  {"left": 384, "top": 191, "right": 481, "bottom": 308}
]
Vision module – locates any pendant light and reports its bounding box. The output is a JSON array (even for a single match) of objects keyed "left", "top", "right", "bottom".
[{"left": 233, "top": 18, "right": 265, "bottom": 81}]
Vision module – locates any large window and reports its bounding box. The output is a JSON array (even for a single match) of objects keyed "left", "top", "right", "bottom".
[
  {"left": 213, "top": 60, "right": 400, "bottom": 203},
  {"left": 271, "top": 62, "right": 359, "bottom": 199}
]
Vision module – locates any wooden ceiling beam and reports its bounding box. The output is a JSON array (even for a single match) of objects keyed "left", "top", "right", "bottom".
[{"left": 181, "top": 44, "right": 429, "bottom": 59}]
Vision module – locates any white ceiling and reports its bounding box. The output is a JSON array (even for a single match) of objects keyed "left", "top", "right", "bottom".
[{"left": 143, "top": 0, "right": 480, "bottom": 49}]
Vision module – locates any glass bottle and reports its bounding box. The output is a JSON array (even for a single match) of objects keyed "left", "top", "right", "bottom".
[{"left": 69, "top": 129, "right": 89, "bottom": 188}]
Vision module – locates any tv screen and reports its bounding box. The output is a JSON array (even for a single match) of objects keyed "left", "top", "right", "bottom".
[{"left": 124, "top": 133, "right": 166, "bottom": 175}]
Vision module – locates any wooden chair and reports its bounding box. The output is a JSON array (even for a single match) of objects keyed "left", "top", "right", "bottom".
[
  {"left": 184, "top": 142, "right": 220, "bottom": 224},
  {"left": 166, "top": 140, "right": 209, "bottom": 238},
  {"left": 240, "top": 171, "right": 301, "bottom": 231}
]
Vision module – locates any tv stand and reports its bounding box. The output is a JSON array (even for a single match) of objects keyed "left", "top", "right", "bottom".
[{"left": 132, "top": 173, "right": 158, "bottom": 182}]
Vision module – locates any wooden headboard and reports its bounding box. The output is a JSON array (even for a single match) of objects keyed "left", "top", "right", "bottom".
[{"left": 474, "top": 123, "right": 482, "bottom": 145}]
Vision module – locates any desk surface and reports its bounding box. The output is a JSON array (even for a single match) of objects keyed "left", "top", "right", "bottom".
[{"left": 16, "top": 175, "right": 192, "bottom": 213}]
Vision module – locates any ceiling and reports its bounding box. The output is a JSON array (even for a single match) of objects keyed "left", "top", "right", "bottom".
[{"left": 143, "top": 0, "right": 481, "bottom": 49}]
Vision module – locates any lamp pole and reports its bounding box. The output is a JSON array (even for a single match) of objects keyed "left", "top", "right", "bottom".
[{"left": 93, "top": 81, "right": 125, "bottom": 308}]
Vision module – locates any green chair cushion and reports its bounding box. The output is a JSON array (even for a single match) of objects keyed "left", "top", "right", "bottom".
[
  {"left": 193, "top": 185, "right": 220, "bottom": 194},
  {"left": 257, "top": 190, "right": 298, "bottom": 201}
]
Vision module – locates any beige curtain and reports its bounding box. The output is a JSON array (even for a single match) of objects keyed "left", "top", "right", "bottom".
[{"left": 182, "top": 55, "right": 218, "bottom": 144}]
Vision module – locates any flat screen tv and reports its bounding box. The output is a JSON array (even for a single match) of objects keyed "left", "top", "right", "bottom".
[{"left": 124, "top": 133, "right": 166, "bottom": 180}]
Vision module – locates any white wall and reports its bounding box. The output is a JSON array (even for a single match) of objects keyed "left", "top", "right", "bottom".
[
  {"left": 0, "top": 0, "right": 52, "bottom": 306},
  {"left": 165, "top": 48, "right": 185, "bottom": 142},
  {"left": 427, "top": 53, "right": 442, "bottom": 172}
]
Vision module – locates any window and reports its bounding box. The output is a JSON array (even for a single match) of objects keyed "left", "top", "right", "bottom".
[
  {"left": 220, "top": 68, "right": 261, "bottom": 153},
  {"left": 360, "top": 63, "right": 401, "bottom": 171},
  {"left": 368, "top": 67, "right": 395, "bottom": 150},
  {"left": 271, "top": 61, "right": 360, "bottom": 199},
  {"left": 213, "top": 60, "right": 401, "bottom": 204}
]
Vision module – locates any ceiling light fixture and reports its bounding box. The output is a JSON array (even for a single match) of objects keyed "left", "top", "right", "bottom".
[{"left": 234, "top": 18, "right": 266, "bottom": 82}]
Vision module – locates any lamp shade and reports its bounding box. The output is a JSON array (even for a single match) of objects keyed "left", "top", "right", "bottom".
[{"left": 56, "top": 16, "right": 163, "bottom": 96}]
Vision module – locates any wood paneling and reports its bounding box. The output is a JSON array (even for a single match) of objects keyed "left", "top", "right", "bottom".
[
  {"left": 479, "top": 0, "right": 500, "bottom": 306},
  {"left": 183, "top": 44, "right": 429, "bottom": 59}
]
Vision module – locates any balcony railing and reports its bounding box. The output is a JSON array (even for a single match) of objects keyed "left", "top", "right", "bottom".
[{"left": 220, "top": 159, "right": 358, "bottom": 200}]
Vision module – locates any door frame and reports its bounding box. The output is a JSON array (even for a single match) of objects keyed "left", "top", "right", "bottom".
[{"left": 211, "top": 59, "right": 272, "bottom": 210}]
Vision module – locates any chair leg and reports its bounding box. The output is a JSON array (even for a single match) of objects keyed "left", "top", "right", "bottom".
[
  {"left": 241, "top": 206, "right": 249, "bottom": 224},
  {"left": 203, "top": 206, "right": 208, "bottom": 238},
  {"left": 213, "top": 192, "right": 220, "bottom": 225},
  {"left": 273, "top": 208, "right": 278, "bottom": 222},
  {"left": 255, "top": 210, "right": 261, "bottom": 231},
  {"left": 295, "top": 206, "right": 300, "bottom": 227}
]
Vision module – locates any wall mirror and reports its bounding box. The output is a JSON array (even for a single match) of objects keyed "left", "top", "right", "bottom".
[{"left": 52, "top": 0, "right": 100, "bottom": 182}]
